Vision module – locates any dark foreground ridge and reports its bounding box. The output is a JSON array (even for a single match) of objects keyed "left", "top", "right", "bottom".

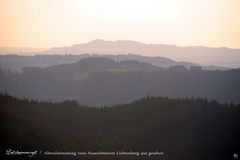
[{"left": 0, "top": 94, "right": 240, "bottom": 160}]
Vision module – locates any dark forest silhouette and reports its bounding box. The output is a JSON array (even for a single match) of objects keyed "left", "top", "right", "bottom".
[{"left": 0, "top": 94, "right": 240, "bottom": 160}]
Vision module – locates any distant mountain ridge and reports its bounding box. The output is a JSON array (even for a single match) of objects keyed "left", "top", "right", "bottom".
[{"left": 42, "top": 39, "right": 240, "bottom": 68}]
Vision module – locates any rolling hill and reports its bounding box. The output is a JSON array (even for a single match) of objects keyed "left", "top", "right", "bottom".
[{"left": 0, "top": 58, "right": 239, "bottom": 106}]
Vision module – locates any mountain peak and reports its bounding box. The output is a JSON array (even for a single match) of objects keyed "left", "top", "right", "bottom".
[{"left": 88, "top": 39, "right": 106, "bottom": 44}]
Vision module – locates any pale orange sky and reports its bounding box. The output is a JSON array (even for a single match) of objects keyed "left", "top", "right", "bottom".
[{"left": 0, "top": 0, "right": 240, "bottom": 48}]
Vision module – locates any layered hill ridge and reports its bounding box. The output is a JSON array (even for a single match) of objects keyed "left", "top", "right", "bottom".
[
  {"left": 0, "top": 58, "right": 239, "bottom": 106},
  {"left": 0, "top": 54, "right": 228, "bottom": 73},
  {"left": 1, "top": 39, "right": 240, "bottom": 68},
  {"left": 26, "top": 57, "right": 161, "bottom": 77}
]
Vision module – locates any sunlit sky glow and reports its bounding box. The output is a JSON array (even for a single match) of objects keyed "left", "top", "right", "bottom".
[{"left": 0, "top": 0, "right": 239, "bottom": 48}]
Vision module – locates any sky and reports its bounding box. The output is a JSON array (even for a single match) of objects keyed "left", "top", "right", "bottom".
[{"left": 0, "top": 0, "right": 240, "bottom": 48}]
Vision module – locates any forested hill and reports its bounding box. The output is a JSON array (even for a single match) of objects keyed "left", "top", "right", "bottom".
[
  {"left": 0, "top": 54, "right": 228, "bottom": 73},
  {"left": 0, "top": 94, "right": 240, "bottom": 160},
  {"left": 0, "top": 57, "right": 240, "bottom": 106}
]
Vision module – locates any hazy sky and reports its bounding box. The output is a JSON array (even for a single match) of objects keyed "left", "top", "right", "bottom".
[{"left": 0, "top": 0, "right": 239, "bottom": 48}]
